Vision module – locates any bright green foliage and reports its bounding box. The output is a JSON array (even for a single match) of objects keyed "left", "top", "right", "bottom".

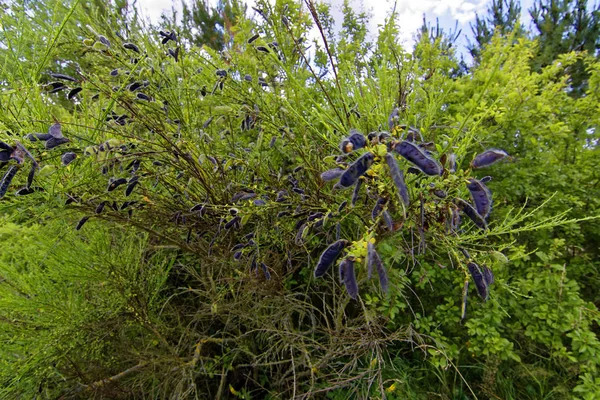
[{"left": 0, "top": 1, "right": 599, "bottom": 399}]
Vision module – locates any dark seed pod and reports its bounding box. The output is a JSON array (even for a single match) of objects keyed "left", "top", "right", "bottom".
[
  {"left": 253, "top": 199, "right": 266, "bottom": 206},
  {"left": 433, "top": 189, "right": 447, "bottom": 198},
  {"left": 136, "top": 93, "right": 151, "bottom": 101},
  {"left": 339, "top": 129, "right": 367, "bottom": 153},
  {"left": 26, "top": 164, "right": 35, "bottom": 188},
  {"left": 49, "top": 85, "right": 67, "bottom": 94},
  {"left": 168, "top": 47, "right": 180, "bottom": 62},
  {"left": 382, "top": 210, "right": 394, "bottom": 231},
  {"left": 372, "top": 197, "right": 387, "bottom": 220},
  {"left": 107, "top": 178, "right": 128, "bottom": 192},
  {"left": 368, "top": 242, "right": 388, "bottom": 294},
  {"left": 67, "top": 87, "right": 82, "bottom": 100},
  {"left": 260, "top": 262, "right": 271, "bottom": 280},
  {"left": 125, "top": 180, "right": 138, "bottom": 196},
  {"left": 0, "top": 165, "right": 18, "bottom": 198},
  {"left": 110, "top": 68, "right": 119, "bottom": 76},
  {"left": 215, "top": 69, "right": 227, "bottom": 77},
  {"left": 61, "top": 152, "right": 77, "bottom": 166},
  {"left": 461, "top": 280, "right": 469, "bottom": 321},
  {"left": 15, "top": 186, "right": 37, "bottom": 195},
  {"left": 388, "top": 107, "right": 399, "bottom": 130},
  {"left": 244, "top": 74, "right": 253, "bottom": 82},
  {"left": 95, "top": 201, "right": 107, "bottom": 214},
  {"left": 203, "top": 117, "right": 213, "bottom": 128},
  {"left": 232, "top": 192, "right": 256, "bottom": 203},
  {"left": 128, "top": 82, "right": 143, "bottom": 91},
  {"left": 75, "top": 216, "right": 90, "bottom": 230},
  {"left": 120, "top": 201, "right": 136, "bottom": 210},
  {"left": 393, "top": 141, "right": 442, "bottom": 176},
  {"left": 338, "top": 200, "right": 348, "bottom": 213},
  {"left": 460, "top": 248, "right": 471, "bottom": 259},
  {"left": 471, "top": 149, "right": 508, "bottom": 169},
  {"left": 314, "top": 239, "right": 348, "bottom": 278},
  {"left": 275, "top": 190, "right": 288, "bottom": 202},
  {"left": 0, "top": 142, "right": 13, "bottom": 152},
  {"left": 335, "top": 222, "right": 341, "bottom": 241},
  {"left": 256, "top": 46, "right": 269, "bottom": 53},
  {"left": 0, "top": 151, "right": 11, "bottom": 162},
  {"left": 123, "top": 42, "right": 140, "bottom": 53},
  {"left": 450, "top": 207, "right": 461, "bottom": 232},
  {"left": 384, "top": 153, "right": 409, "bottom": 206},
  {"left": 338, "top": 152, "right": 375, "bottom": 188},
  {"left": 45, "top": 137, "right": 69, "bottom": 150},
  {"left": 247, "top": 33, "right": 260, "bottom": 43},
  {"left": 49, "top": 73, "right": 78, "bottom": 82},
  {"left": 341, "top": 258, "right": 359, "bottom": 299},
  {"left": 320, "top": 168, "right": 344, "bottom": 182},
  {"left": 225, "top": 215, "right": 241, "bottom": 230},
  {"left": 233, "top": 251, "right": 243, "bottom": 261},
  {"left": 351, "top": 178, "right": 362, "bottom": 206},
  {"left": 466, "top": 178, "right": 492, "bottom": 218},
  {"left": 467, "top": 262, "right": 488, "bottom": 300},
  {"left": 455, "top": 198, "right": 487, "bottom": 230},
  {"left": 482, "top": 265, "right": 494, "bottom": 286},
  {"left": 480, "top": 176, "right": 492, "bottom": 183},
  {"left": 97, "top": 35, "right": 111, "bottom": 47}
]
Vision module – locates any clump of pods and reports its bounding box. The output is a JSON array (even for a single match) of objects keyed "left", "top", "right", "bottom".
[{"left": 316, "top": 109, "right": 509, "bottom": 301}]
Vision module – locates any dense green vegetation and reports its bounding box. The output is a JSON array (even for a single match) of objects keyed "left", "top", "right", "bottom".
[{"left": 0, "top": 0, "right": 598, "bottom": 398}]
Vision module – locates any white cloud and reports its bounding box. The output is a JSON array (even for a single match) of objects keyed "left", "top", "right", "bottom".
[{"left": 136, "top": 0, "right": 489, "bottom": 49}]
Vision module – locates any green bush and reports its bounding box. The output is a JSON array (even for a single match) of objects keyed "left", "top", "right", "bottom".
[{"left": 0, "top": 0, "right": 598, "bottom": 398}]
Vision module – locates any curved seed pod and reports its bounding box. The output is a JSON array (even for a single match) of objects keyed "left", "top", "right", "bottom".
[
  {"left": 433, "top": 189, "right": 447, "bottom": 198},
  {"left": 46, "top": 137, "right": 69, "bottom": 150},
  {"left": 125, "top": 180, "right": 138, "bottom": 196},
  {"left": 123, "top": 42, "right": 140, "bottom": 53},
  {"left": 314, "top": 239, "right": 348, "bottom": 278},
  {"left": 75, "top": 216, "right": 90, "bottom": 230},
  {"left": 461, "top": 280, "right": 469, "bottom": 321},
  {"left": 341, "top": 258, "right": 359, "bottom": 300},
  {"left": 95, "top": 201, "right": 107, "bottom": 214},
  {"left": 467, "top": 262, "right": 488, "bottom": 300},
  {"left": 0, "top": 142, "right": 13, "bottom": 151},
  {"left": 351, "top": 178, "right": 362, "bottom": 206},
  {"left": 339, "top": 130, "right": 367, "bottom": 153},
  {"left": 338, "top": 200, "right": 347, "bottom": 213},
  {"left": 67, "top": 87, "right": 82, "bottom": 100},
  {"left": 295, "top": 223, "right": 308, "bottom": 245},
  {"left": 49, "top": 73, "right": 77, "bottom": 82},
  {"left": 455, "top": 198, "right": 487, "bottom": 230},
  {"left": 225, "top": 215, "right": 241, "bottom": 230},
  {"left": 260, "top": 263, "right": 271, "bottom": 280},
  {"left": 256, "top": 46, "right": 269, "bottom": 53},
  {"left": 382, "top": 210, "right": 394, "bottom": 231},
  {"left": 26, "top": 164, "right": 36, "bottom": 188},
  {"left": 450, "top": 207, "right": 461, "bottom": 232},
  {"left": 0, "top": 165, "right": 18, "bottom": 198},
  {"left": 471, "top": 149, "right": 508, "bottom": 169},
  {"left": 15, "top": 187, "right": 38, "bottom": 195},
  {"left": 107, "top": 178, "right": 128, "bottom": 192},
  {"left": 61, "top": 152, "right": 77, "bottom": 166},
  {"left": 367, "top": 242, "right": 388, "bottom": 295},
  {"left": 247, "top": 33, "right": 260, "bottom": 43},
  {"left": 253, "top": 199, "right": 266, "bottom": 206},
  {"left": 393, "top": 141, "right": 442, "bottom": 176},
  {"left": 320, "top": 168, "right": 344, "bottom": 182},
  {"left": 372, "top": 197, "right": 387, "bottom": 220},
  {"left": 136, "top": 93, "right": 152, "bottom": 101},
  {"left": 384, "top": 153, "right": 409, "bottom": 205},
  {"left": 466, "top": 178, "right": 492, "bottom": 218},
  {"left": 482, "top": 265, "right": 494, "bottom": 286},
  {"left": 0, "top": 151, "right": 11, "bottom": 162},
  {"left": 388, "top": 107, "right": 399, "bottom": 130},
  {"left": 480, "top": 176, "right": 492, "bottom": 183},
  {"left": 335, "top": 222, "right": 341, "bottom": 241},
  {"left": 97, "top": 35, "right": 111, "bottom": 47},
  {"left": 338, "top": 152, "right": 374, "bottom": 188}
]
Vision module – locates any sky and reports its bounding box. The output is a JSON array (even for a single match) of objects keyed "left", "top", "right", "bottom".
[{"left": 135, "top": 0, "right": 537, "bottom": 56}]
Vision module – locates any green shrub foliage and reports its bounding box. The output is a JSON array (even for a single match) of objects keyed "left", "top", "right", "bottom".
[{"left": 0, "top": 0, "right": 598, "bottom": 398}]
